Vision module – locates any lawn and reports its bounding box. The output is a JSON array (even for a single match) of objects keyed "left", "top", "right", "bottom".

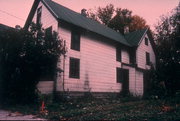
[{"left": 1, "top": 96, "right": 180, "bottom": 121}]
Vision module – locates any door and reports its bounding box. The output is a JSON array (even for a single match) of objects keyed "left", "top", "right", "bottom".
[
  {"left": 143, "top": 70, "right": 150, "bottom": 96},
  {"left": 121, "top": 69, "right": 129, "bottom": 95}
]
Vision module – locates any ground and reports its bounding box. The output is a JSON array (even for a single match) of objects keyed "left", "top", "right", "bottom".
[
  {"left": 0, "top": 110, "right": 44, "bottom": 120},
  {"left": 0, "top": 96, "right": 180, "bottom": 121}
]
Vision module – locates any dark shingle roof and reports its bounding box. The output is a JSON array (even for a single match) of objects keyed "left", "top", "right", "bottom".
[
  {"left": 125, "top": 29, "right": 147, "bottom": 46},
  {"left": 0, "top": 24, "right": 12, "bottom": 31},
  {"left": 42, "top": 0, "right": 131, "bottom": 46}
]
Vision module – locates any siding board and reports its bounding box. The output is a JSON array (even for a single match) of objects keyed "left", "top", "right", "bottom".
[{"left": 136, "top": 35, "right": 156, "bottom": 69}]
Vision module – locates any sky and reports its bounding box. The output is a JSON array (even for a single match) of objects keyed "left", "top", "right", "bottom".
[{"left": 0, "top": 0, "right": 179, "bottom": 30}]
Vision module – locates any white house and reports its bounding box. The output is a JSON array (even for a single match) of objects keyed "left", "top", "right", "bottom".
[{"left": 24, "top": 0, "right": 156, "bottom": 96}]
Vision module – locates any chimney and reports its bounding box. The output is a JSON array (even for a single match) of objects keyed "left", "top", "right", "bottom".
[
  {"left": 124, "top": 26, "right": 129, "bottom": 34},
  {"left": 15, "top": 25, "right": 21, "bottom": 30},
  {"left": 81, "top": 9, "right": 87, "bottom": 17}
]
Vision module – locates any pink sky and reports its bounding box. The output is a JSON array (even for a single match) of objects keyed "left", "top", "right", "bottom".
[{"left": 0, "top": 0, "right": 179, "bottom": 30}]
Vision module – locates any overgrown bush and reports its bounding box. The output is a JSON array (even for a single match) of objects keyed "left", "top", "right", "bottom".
[
  {"left": 154, "top": 5, "right": 180, "bottom": 96},
  {"left": 0, "top": 23, "right": 66, "bottom": 104}
]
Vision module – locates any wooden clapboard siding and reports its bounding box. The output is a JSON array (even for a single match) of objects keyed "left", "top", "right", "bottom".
[
  {"left": 122, "top": 65, "right": 136, "bottom": 95},
  {"left": 122, "top": 49, "right": 130, "bottom": 64},
  {"left": 136, "top": 34, "right": 156, "bottom": 69},
  {"left": 57, "top": 26, "right": 124, "bottom": 93},
  {"left": 122, "top": 65, "right": 144, "bottom": 96},
  {"left": 32, "top": 2, "right": 58, "bottom": 93},
  {"left": 32, "top": 1, "right": 58, "bottom": 31},
  {"left": 37, "top": 81, "right": 53, "bottom": 94},
  {"left": 135, "top": 70, "right": 144, "bottom": 96},
  {"left": 29, "top": 1, "right": 156, "bottom": 96}
]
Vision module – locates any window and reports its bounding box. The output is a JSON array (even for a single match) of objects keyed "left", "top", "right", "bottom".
[
  {"left": 45, "top": 26, "right": 52, "bottom": 39},
  {"left": 69, "top": 57, "right": 80, "bottom": 78},
  {"left": 116, "top": 47, "right": 121, "bottom": 62},
  {"left": 71, "top": 30, "right": 80, "bottom": 51},
  {"left": 116, "top": 68, "right": 129, "bottom": 83},
  {"left": 36, "top": 6, "right": 42, "bottom": 26},
  {"left": 146, "top": 52, "right": 150, "bottom": 65},
  {"left": 129, "top": 51, "right": 136, "bottom": 64},
  {"left": 145, "top": 37, "right": 148, "bottom": 46}
]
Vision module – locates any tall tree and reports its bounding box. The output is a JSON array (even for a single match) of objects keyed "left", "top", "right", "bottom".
[
  {"left": 154, "top": 4, "right": 180, "bottom": 95},
  {"left": 97, "top": 4, "right": 115, "bottom": 25},
  {"left": 0, "top": 23, "right": 66, "bottom": 104},
  {"left": 108, "top": 8, "right": 132, "bottom": 33},
  {"left": 87, "top": 4, "right": 149, "bottom": 34},
  {"left": 129, "top": 15, "right": 149, "bottom": 31}
]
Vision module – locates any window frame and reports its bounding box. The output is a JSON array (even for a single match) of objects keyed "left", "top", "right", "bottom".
[
  {"left": 45, "top": 26, "right": 53, "bottom": 39},
  {"left": 116, "top": 47, "right": 121, "bottom": 62},
  {"left": 69, "top": 57, "right": 80, "bottom": 79},
  {"left": 145, "top": 37, "right": 148, "bottom": 46},
  {"left": 116, "top": 68, "right": 129, "bottom": 83},
  {"left": 71, "top": 30, "right": 80, "bottom": 51},
  {"left": 36, "top": 6, "right": 42, "bottom": 26},
  {"left": 117, "top": 68, "right": 123, "bottom": 83},
  {"left": 146, "top": 52, "right": 150, "bottom": 65}
]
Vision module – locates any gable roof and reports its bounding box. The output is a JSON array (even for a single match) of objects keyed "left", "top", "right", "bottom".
[
  {"left": 0, "top": 24, "right": 12, "bottom": 32},
  {"left": 125, "top": 28, "right": 147, "bottom": 46},
  {"left": 24, "top": 0, "right": 131, "bottom": 46}
]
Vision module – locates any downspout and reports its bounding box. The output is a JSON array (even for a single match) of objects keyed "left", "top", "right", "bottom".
[
  {"left": 62, "top": 40, "right": 66, "bottom": 92},
  {"left": 135, "top": 68, "right": 137, "bottom": 94},
  {"left": 135, "top": 48, "right": 137, "bottom": 94}
]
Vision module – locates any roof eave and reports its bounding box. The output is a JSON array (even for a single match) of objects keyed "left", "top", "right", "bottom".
[
  {"left": 24, "top": 0, "right": 40, "bottom": 30},
  {"left": 137, "top": 28, "right": 148, "bottom": 46}
]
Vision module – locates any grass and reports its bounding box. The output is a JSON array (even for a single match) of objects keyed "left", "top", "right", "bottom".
[{"left": 1, "top": 96, "right": 180, "bottom": 121}]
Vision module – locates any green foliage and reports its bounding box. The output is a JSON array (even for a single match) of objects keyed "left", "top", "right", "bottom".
[
  {"left": 3, "top": 97, "right": 180, "bottom": 121},
  {"left": 154, "top": 5, "right": 180, "bottom": 95},
  {"left": 0, "top": 23, "right": 66, "bottom": 104},
  {"left": 87, "top": 4, "right": 149, "bottom": 34},
  {"left": 97, "top": 4, "right": 114, "bottom": 25}
]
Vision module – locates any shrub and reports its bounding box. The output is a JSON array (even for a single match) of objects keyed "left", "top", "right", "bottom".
[{"left": 0, "top": 23, "right": 66, "bottom": 104}]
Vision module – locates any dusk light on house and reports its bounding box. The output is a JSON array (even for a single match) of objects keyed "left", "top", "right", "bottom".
[{"left": 0, "top": 0, "right": 179, "bottom": 120}]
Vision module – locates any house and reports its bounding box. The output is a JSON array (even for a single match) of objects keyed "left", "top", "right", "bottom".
[{"left": 24, "top": 0, "right": 156, "bottom": 96}]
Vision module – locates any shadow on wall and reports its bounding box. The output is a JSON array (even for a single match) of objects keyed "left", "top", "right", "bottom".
[{"left": 84, "top": 71, "right": 91, "bottom": 96}]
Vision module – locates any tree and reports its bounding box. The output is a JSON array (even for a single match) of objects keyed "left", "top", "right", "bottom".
[
  {"left": 108, "top": 8, "right": 132, "bottom": 33},
  {"left": 97, "top": 4, "right": 115, "bottom": 25},
  {"left": 0, "top": 23, "right": 66, "bottom": 104},
  {"left": 154, "top": 4, "right": 180, "bottom": 95},
  {"left": 129, "top": 15, "right": 149, "bottom": 31},
  {"left": 87, "top": 4, "right": 149, "bottom": 34}
]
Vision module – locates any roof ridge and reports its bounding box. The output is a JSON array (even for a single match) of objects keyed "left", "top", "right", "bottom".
[
  {"left": 41, "top": 0, "right": 131, "bottom": 46},
  {"left": 125, "top": 28, "right": 148, "bottom": 46},
  {"left": 47, "top": 0, "right": 126, "bottom": 37}
]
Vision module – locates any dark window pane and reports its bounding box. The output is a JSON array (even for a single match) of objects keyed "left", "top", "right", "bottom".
[
  {"left": 45, "top": 26, "right": 52, "bottom": 39},
  {"left": 69, "top": 58, "right": 80, "bottom": 78},
  {"left": 129, "top": 51, "right": 136, "bottom": 64},
  {"left": 146, "top": 52, "right": 150, "bottom": 65},
  {"left": 36, "top": 6, "right": 42, "bottom": 26},
  {"left": 71, "top": 30, "right": 80, "bottom": 51},
  {"left": 117, "top": 68, "right": 123, "bottom": 83},
  {"left": 117, "top": 68, "right": 129, "bottom": 83},
  {"left": 145, "top": 37, "right": 148, "bottom": 46},
  {"left": 116, "top": 47, "right": 121, "bottom": 62}
]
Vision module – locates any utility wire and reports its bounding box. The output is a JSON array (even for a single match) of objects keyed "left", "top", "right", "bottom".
[{"left": 0, "top": 9, "right": 25, "bottom": 21}]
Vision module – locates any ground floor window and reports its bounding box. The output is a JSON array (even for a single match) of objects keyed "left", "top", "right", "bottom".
[
  {"left": 116, "top": 68, "right": 129, "bottom": 83},
  {"left": 69, "top": 57, "right": 80, "bottom": 78}
]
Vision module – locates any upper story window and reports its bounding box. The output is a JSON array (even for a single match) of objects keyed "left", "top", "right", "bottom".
[
  {"left": 146, "top": 52, "right": 150, "bottom": 65},
  {"left": 36, "top": 6, "right": 42, "bottom": 26},
  {"left": 69, "top": 57, "right": 80, "bottom": 79},
  {"left": 145, "top": 37, "right": 148, "bottom": 46},
  {"left": 116, "top": 47, "right": 121, "bottom": 62},
  {"left": 45, "top": 26, "right": 52, "bottom": 39},
  {"left": 129, "top": 51, "right": 136, "bottom": 64},
  {"left": 71, "top": 30, "right": 80, "bottom": 51}
]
